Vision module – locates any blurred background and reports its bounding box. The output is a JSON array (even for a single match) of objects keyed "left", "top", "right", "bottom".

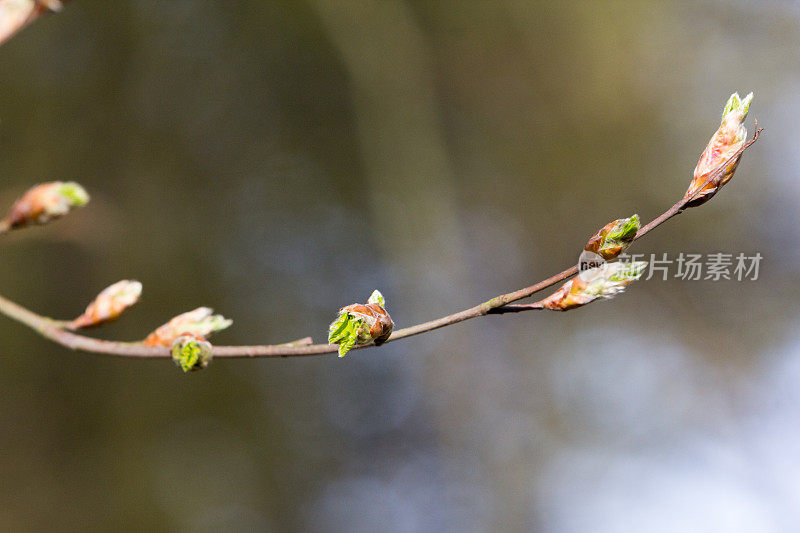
[{"left": 0, "top": 1, "right": 798, "bottom": 531}]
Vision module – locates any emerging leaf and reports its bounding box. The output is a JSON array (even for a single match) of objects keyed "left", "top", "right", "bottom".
[
  {"left": 328, "top": 313, "right": 370, "bottom": 357},
  {"left": 584, "top": 214, "right": 640, "bottom": 260},
  {"left": 328, "top": 290, "right": 394, "bottom": 357},
  {"left": 367, "top": 290, "right": 385, "bottom": 307},
  {"left": 171, "top": 334, "right": 212, "bottom": 372}
]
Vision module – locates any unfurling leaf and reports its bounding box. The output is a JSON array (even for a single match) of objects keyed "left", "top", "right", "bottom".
[
  {"left": 3, "top": 181, "right": 89, "bottom": 229},
  {"left": 539, "top": 261, "right": 647, "bottom": 311},
  {"left": 684, "top": 92, "right": 753, "bottom": 208},
  {"left": 68, "top": 280, "right": 142, "bottom": 329},
  {"left": 144, "top": 307, "right": 232, "bottom": 347},
  {"left": 171, "top": 334, "right": 212, "bottom": 372},
  {"left": 328, "top": 290, "right": 394, "bottom": 357},
  {"left": 367, "top": 289, "right": 385, "bottom": 307},
  {"left": 584, "top": 214, "right": 640, "bottom": 260}
]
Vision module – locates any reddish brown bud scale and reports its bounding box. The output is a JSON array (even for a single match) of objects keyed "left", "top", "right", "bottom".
[
  {"left": 3, "top": 181, "right": 89, "bottom": 229},
  {"left": 338, "top": 303, "right": 393, "bottom": 345},
  {"left": 68, "top": 280, "right": 142, "bottom": 329},
  {"left": 584, "top": 220, "right": 623, "bottom": 259},
  {"left": 6, "top": 184, "right": 55, "bottom": 228},
  {"left": 684, "top": 92, "right": 753, "bottom": 208},
  {"left": 584, "top": 224, "right": 611, "bottom": 255},
  {"left": 538, "top": 278, "right": 593, "bottom": 311},
  {"left": 584, "top": 215, "right": 640, "bottom": 261}
]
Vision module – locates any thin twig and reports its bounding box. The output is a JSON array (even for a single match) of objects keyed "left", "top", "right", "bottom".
[{"left": 0, "top": 128, "right": 762, "bottom": 359}]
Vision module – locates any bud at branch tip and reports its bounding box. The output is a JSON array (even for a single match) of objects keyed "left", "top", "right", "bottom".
[
  {"left": 685, "top": 91, "right": 755, "bottom": 208},
  {"left": 3, "top": 181, "right": 89, "bottom": 230}
]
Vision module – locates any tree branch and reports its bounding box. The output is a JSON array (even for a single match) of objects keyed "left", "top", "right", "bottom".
[
  {"left": 0, "top": 126, "right": 761, "bottom": 359},
  {"left": 489, "top": 127, "right": 762, "bottom": 315}
]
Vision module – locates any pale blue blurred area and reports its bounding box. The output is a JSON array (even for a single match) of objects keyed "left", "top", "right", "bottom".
[{"left": 0, "top": 1, "right": 799, "bottom": 531}]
